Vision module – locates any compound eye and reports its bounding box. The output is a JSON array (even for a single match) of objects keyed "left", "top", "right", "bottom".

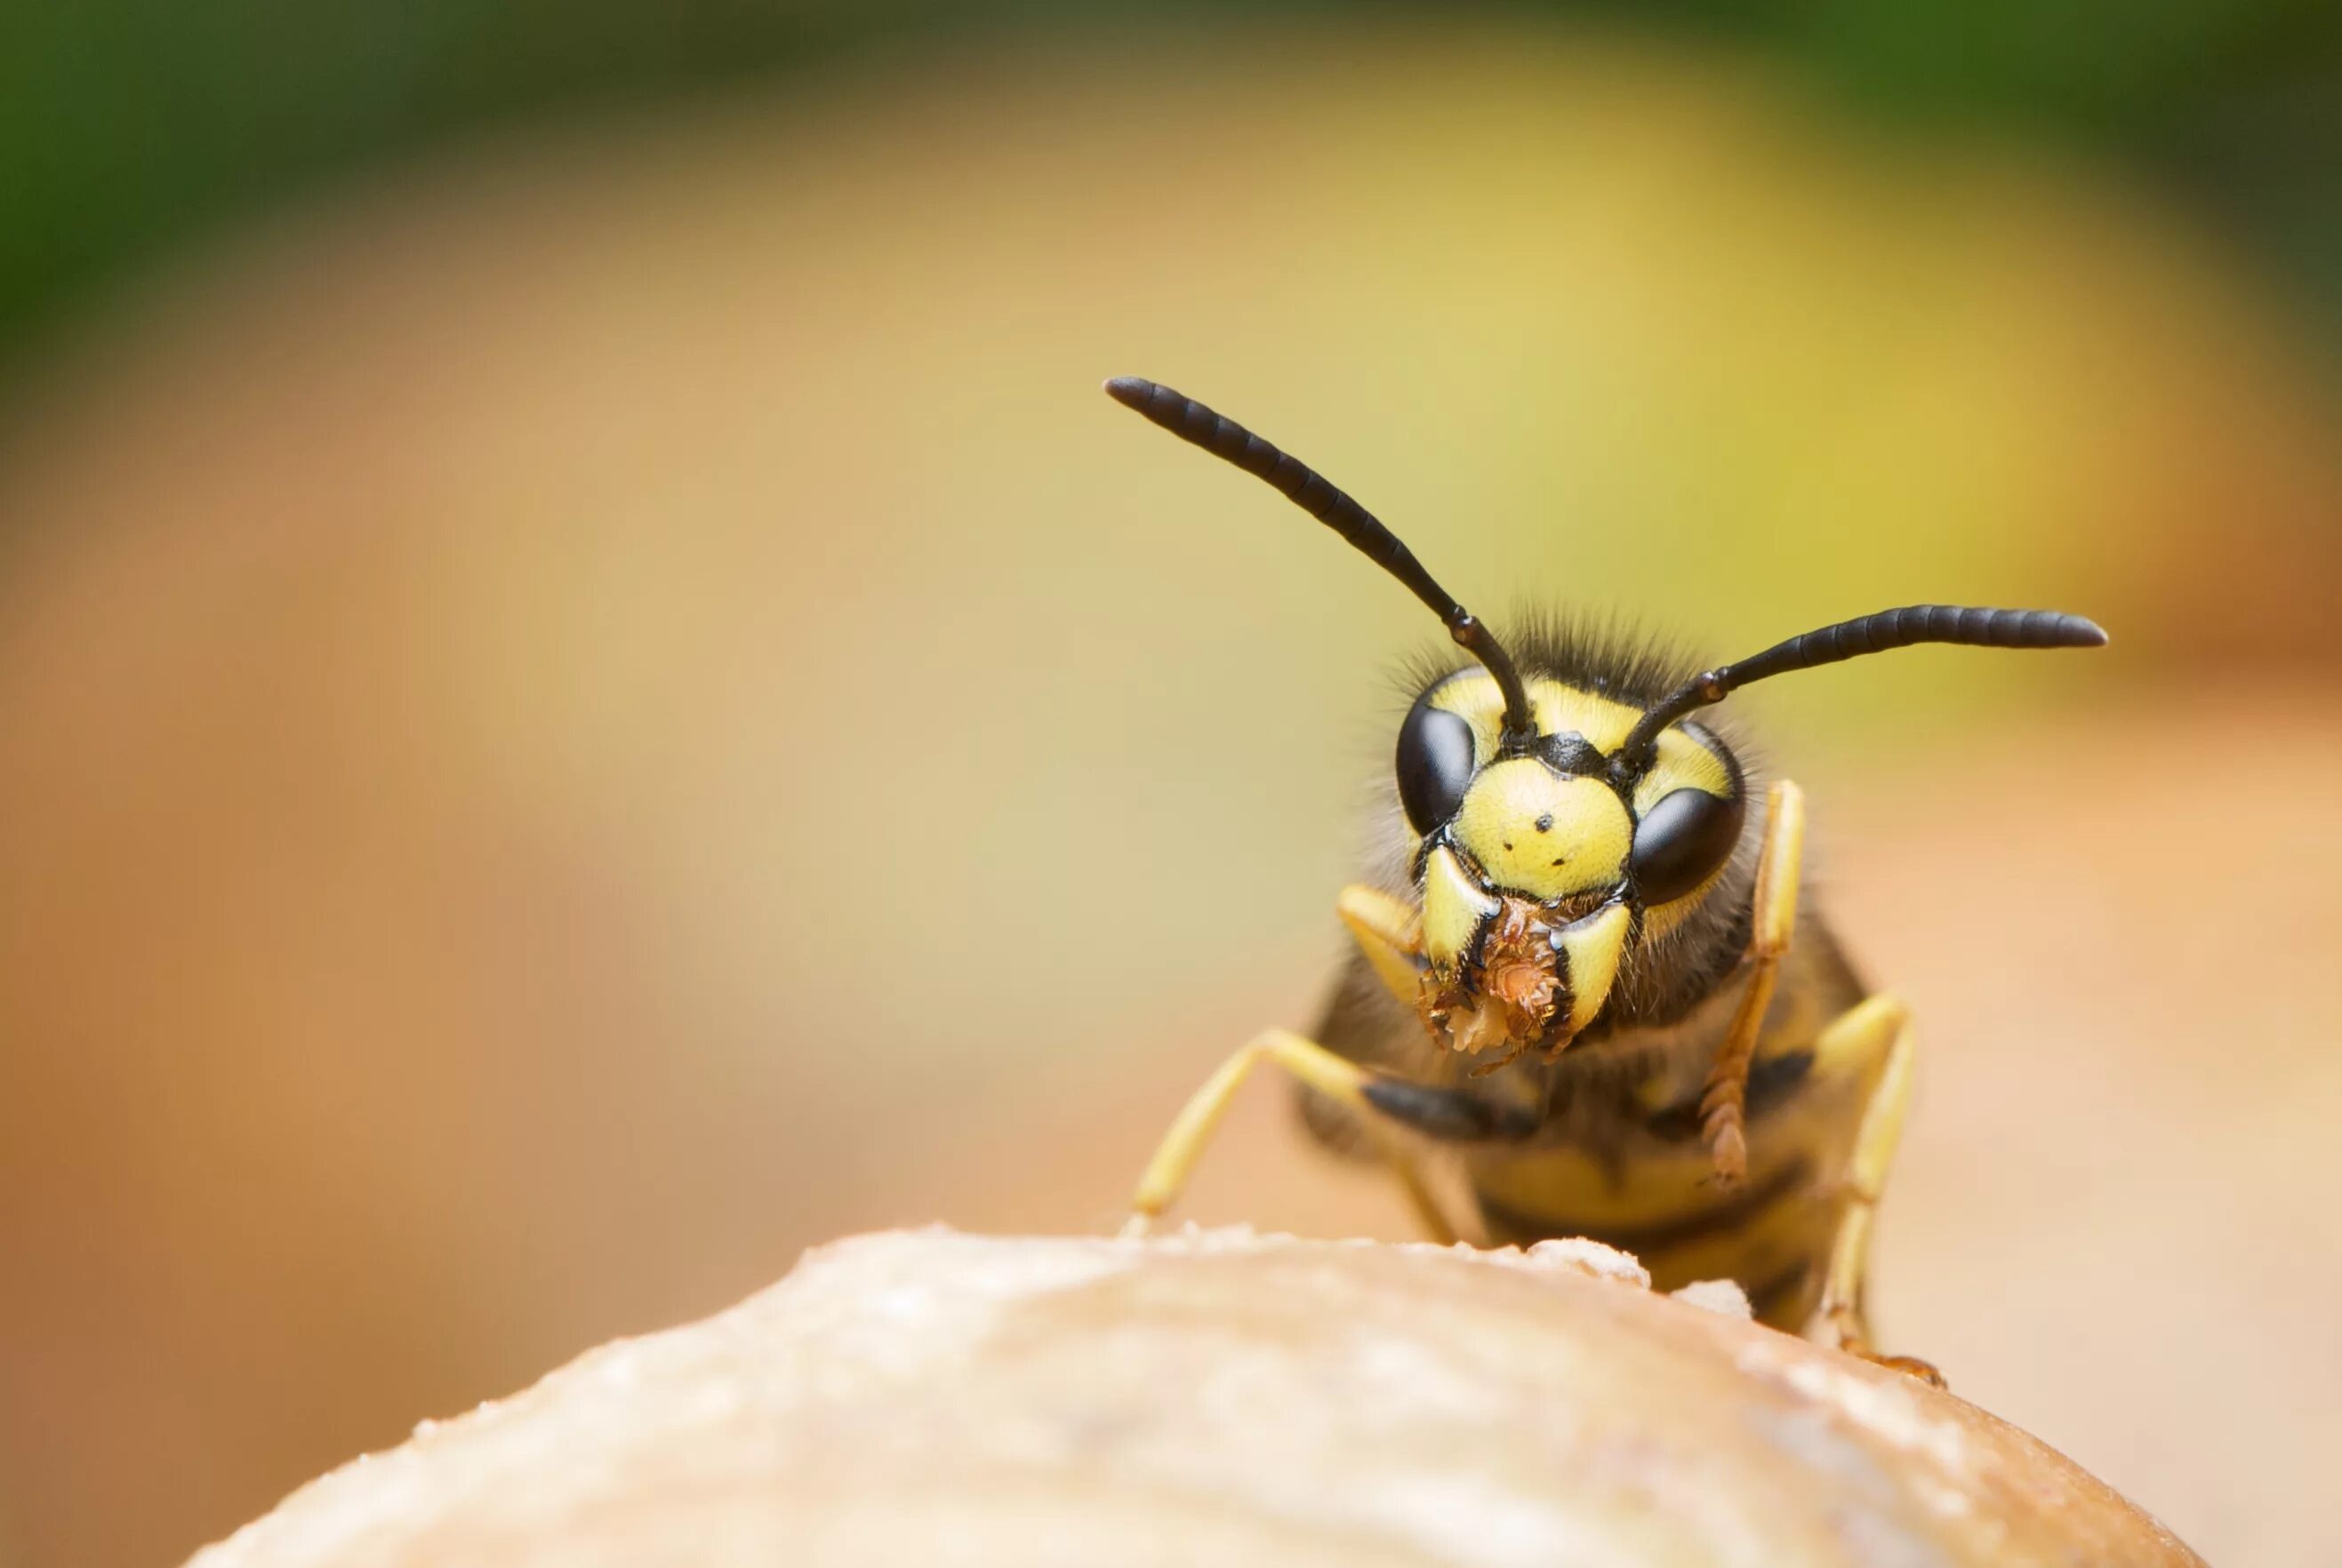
[
  {"left": 1395, "top": 697, "right": 1477, "bottom": 835},
  {"left": 1631, "top": 788, "right": 1746, "bottom": 905}
]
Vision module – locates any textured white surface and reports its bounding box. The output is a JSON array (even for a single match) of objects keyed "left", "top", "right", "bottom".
[{"left": 188, "top": 1228, "right": 2201, "bottom": 1568}]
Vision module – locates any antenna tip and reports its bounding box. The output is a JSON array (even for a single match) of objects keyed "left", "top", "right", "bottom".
[
  {"left": 2063, "top": 614, "right": 2111, "bottom": 648},
  {"left": 1103, "top": 376, "right": 1159, "bottom": 410}
]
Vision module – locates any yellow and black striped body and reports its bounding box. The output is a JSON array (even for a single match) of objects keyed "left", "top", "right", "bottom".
[
  {"left": 1287, "top": 632, "right": 1903, "bottom": 1332},
  {"left": 1309, "top": 907, "right": 1873, "bottom": 1328},
  {"left": 1099, "top": 375, "right": 2102, "bottom": 1370}
]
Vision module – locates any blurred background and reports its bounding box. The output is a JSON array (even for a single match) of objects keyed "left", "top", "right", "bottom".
[{"left": 1, "top": 4, "right": 2338, "bottom": 1565}]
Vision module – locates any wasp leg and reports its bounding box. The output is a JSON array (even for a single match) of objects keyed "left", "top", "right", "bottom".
[
  {"left": 1808, "top": 996, "right": 1945, "bottom": 1388},
  {"left": 1335, "top": 883, "right": 1471, "bottom": 1240},
  {"left": 1385, "top": 1154, "right": 1462, "bottom": 1246},
  {"left": 1123, "top": 1029, "right": 1534, "bottom": 1236},
  {"left": 1700, "top": 780, "right": 1805, "bottom": 1188},
  {"left": 1289, "top": 885, "right": 1430, "bottom": 1162},
  {"left": 1127, "top": 884, "right": 1527, "bottom": 1238},
  {"left": 1336, "top": 884, "right": 1425, "bottom": 1005},
  {"left": 1122, "top": 1028, "right": 1470, "bottom": 1241}
]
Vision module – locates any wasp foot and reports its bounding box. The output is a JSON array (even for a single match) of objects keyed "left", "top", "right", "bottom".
[
  {"left": 1827, "top": 1305, "right": 1947, "bottom": 1389},
  {"left": 1700, "top": 1095, "right": 1749, "bottom": 1188},
  {"left": 1861, "top": 1351, "right": 1948, "bottom": 1389}
]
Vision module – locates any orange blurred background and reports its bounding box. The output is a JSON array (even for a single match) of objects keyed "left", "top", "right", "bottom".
[{"left": 1, "top": 14, "right": 2338, "bottom": 1568}]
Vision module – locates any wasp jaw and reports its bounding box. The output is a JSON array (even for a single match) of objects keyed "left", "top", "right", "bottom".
[{"left": 1418, "top": 897, "right": 1566, "bottom": 1060}]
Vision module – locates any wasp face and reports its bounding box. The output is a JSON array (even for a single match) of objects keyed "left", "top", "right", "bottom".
[{"left": 1396, "top": 672, "right": 1745, "bottom": 1062}]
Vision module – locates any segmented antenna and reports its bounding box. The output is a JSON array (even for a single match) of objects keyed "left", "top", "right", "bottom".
[
  {"left": 1104, "top": 376, "right": 1537, "bottom": 746},
  {"left": 1613, "top": 605, "right": 2108, "bottom": 775}
]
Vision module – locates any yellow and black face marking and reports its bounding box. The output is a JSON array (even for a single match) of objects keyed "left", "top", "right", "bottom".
[
  {"left": 1103, "top": 375, "right": 2105, "bottom": 1384},
  {"left": 1397, "top": 669, "right": 1746, "bottom": 1068}
]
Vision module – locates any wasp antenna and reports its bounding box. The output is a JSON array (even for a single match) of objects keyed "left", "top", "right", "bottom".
[
  {"left": 1104, "top": 376, "right": 1537, "bottom": 743},
  {"left": 1614, "top": 605, "right": 2108, "bottom": 774}
]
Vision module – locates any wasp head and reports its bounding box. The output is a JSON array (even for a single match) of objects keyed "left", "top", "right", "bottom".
[{"left": 1398, "top": 669, "right": 1746, "bottom": 1065}]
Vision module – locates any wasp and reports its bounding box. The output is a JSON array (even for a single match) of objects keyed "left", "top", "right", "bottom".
[{"left": 1104, "top": 376, "right": 2105, "bottom": 1379}]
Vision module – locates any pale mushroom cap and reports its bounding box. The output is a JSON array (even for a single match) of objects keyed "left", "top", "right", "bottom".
[{"left": 188, "top": 1228, "right": 2203, "bottom": 1568}]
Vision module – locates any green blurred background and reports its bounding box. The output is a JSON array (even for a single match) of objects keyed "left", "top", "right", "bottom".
[
  {"left": 7, "top": 0, "right": 2342, "bottom": 375},
  {"left": 0, "top": 4, "right": 2338, "bottom": 1566}
]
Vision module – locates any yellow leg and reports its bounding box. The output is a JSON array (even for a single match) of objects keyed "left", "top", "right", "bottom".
[
  {"left": 1331, "top": 885, "right": 1464, "bottom": 1239},
  {"left": 1809, "top": 996, "right": 1943, "bottom": 1386},
  {"left": 1699, "top": 780, "right": 1805, "bottom": 1187},
  {"left": 1127, "top": 1028, "right": 1368, "bottom": 1221},
  {"left": 1123, "top": 1027, "right": 1458, "bottom": 1241},
  {"left": 1137, "top": 884, "right": 1459, "bottom": 1242},
  {"left": 1336, "top": 884, "right": 1424, "bottom": 1005},
  {"left": 1387, "top": 1156, "right": 1462, "bottom": 1246}
]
